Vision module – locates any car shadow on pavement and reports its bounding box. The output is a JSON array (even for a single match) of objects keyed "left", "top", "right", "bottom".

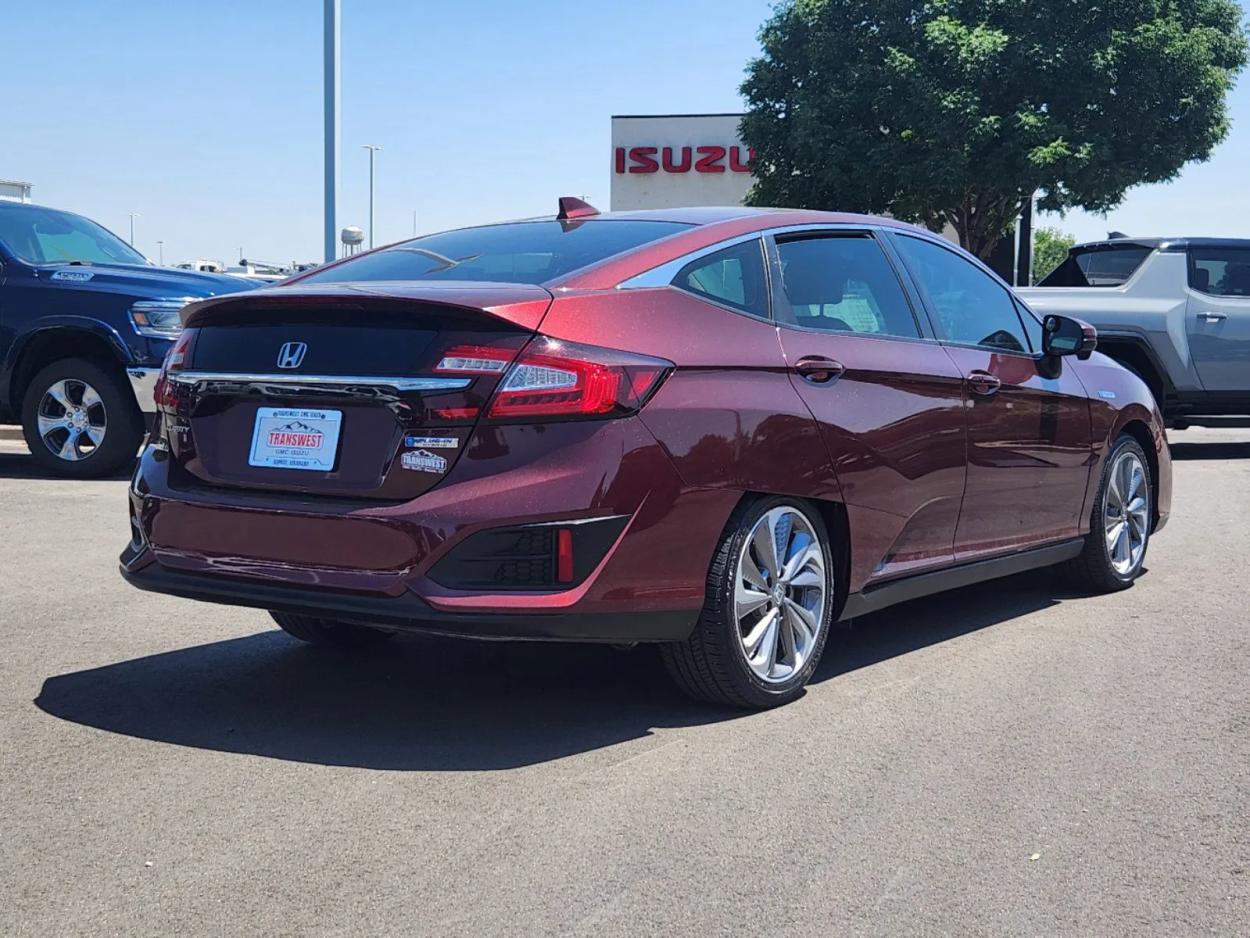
[
  {"left": 1169, "top": 439, "right": 1250, "bottom": 460},
  {"left": 0, "top": 451, "right": 132, "bottom": 481},
  {"left": 35, "top": 570, "right": 1068, "bottom": 771}
]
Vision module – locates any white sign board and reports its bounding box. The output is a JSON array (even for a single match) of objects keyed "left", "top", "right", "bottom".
[{"left": 610, "top": 114, "right": 753, "bottom": 211}]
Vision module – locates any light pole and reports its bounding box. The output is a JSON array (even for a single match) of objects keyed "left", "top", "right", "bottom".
[
  {"left": 361, "top": 144, "right": 382, "bottom": 249},
  {"left": 324, "top": 0, "right": 341, "bottom": 264},
  {"left": 128, "top": 213, "right": 139, "bottom": 246},
  {"left": 157, "top": 240, "right": 164, "bottom": 265}
]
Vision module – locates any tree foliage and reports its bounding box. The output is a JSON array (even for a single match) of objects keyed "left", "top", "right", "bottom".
[
  {"left": 1031, "top": 226, "right": 1076, "bottom": 282},
  {"left": 741, "top": 0, "right": 1248, "bottom": 259}
]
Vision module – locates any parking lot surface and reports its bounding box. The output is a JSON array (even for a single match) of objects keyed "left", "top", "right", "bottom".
[{"left": 1, "top": 426, "right": 1247, "bottom": 936}]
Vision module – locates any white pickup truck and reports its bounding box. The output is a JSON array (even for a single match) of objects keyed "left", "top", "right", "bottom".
[{"left": 1017, "top": 237, "right": 1250, "bottom": 428}]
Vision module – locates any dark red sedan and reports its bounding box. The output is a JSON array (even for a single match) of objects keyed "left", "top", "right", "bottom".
[{"left": 121, "top": 201, "right": 1171, "bottom": 708}]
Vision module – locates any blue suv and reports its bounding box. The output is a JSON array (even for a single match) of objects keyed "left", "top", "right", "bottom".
[{"left": 0, "top": 201, "right": 254, "bottom": 477}]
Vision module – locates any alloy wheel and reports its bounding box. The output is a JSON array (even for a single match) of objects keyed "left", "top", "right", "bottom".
[
  {"left": 36, "top": 378, "right": 107, "bottom": 462},
  {"left": 1103, "top": 450, "right": 1149, "bottom": 576},
  {"left": 735, "top": 505, "right": 828, "bottom": 684}
]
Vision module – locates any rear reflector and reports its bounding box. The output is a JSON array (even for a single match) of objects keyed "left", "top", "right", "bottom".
[
  {"left": 557, "top": 528, "right": 574, "bottom": 583},
  {"left": 484, "top": 337, "right": 671, "bottom": 422}
]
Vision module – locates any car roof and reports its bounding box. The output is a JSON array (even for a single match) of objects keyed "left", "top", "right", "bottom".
[{"left": 1072, "top": 236, "right": 1250, "bottom": 253}]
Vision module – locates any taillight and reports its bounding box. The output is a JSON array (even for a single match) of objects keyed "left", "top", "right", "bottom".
[
  {"left": 435, "top": 345, "right": 514, "bottom": 374},
  {"left": 484, "top": 336, "right": 671, "bottom": 422},
  {"left": 153, "top": 328, "right": 198, "bottom": 408}
]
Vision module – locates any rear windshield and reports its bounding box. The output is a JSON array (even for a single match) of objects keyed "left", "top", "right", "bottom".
[
  {"left": 1036, "top": 245, "right": 1153, "bottom": 287},
  {"left": 301, "top": 220, "right": 691, "bottom": 286}
]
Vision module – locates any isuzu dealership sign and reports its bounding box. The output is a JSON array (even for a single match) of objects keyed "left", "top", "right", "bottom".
[{"left": 610, "top": 114, "right": 754, "bottom": 211}]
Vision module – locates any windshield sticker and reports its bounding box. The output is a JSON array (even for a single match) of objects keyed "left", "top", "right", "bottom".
[
  {"left": 50, "top": 269, "right": 95, "bottom": 282},
  {"left": 404, "top": 436, "right": 458, "bottom": 449},
  {"left": 401, "top": 449, "right": 448, "bottom": 473}
]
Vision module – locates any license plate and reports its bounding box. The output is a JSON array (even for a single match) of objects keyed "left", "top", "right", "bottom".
[{"left": 248, "top": 407, "right": 342, "bottom": 471}]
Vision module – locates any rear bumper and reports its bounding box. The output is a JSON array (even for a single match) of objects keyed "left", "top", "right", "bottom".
[
  {"left": 119, "top": 553, "right": 695, "bottom": 642},
  {"left": 122, "top": 416, "right": 740, "bottom": 643}
]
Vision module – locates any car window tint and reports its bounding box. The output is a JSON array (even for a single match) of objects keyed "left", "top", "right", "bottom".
[
  {"left": 1038, "top": 245, "right": 1152, "bottom": 287},
  {"left": 300, "top": 220, "right": 691, "bottom": 286},
  {"left": 672, "top": 239, "right": 768, "bottom": 317},
  {"left": 1188, "top": 247, "right": 1250, "bottom": 297},
  {"left": 775, "top": 235, "right": 919, "bottom": 338},
  {"left": 895, "top": 235, "right": 1029, "bottom": 353}
]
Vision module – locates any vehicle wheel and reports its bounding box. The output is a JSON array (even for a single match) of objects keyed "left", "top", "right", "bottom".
[
  {"left": 661, "top": 497, "right": 835, "bottom": 708},
  {"left": 20, "top": 357, "right": 144, "bottom": 479},
  {"left": 269, "top": 611, "right": 393, "bottom": 648},
  {"left": 1066, "top": 434, "right": 1152, "bottom": 592}
]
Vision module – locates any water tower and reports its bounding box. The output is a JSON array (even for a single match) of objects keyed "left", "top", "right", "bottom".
[{"left": 340, "top": 225, "right": 365, "bottom": 257}]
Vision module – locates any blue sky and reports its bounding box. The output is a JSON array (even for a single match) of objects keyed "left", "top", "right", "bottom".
[{"left": 2, "top": 0, "right": 1247, "bottom": 264}]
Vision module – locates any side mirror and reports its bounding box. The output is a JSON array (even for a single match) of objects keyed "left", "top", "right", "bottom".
[{"left": 1042, "top": 314, "right": 1097, "bottom": 361}]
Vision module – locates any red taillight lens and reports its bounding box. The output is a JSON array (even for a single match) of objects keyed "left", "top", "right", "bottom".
[
  {"left": 484, "top": 336, "right": 671, "bottom": 422},
  {"left": 153, "top": 328, "right": 197, "bottom": 408}
]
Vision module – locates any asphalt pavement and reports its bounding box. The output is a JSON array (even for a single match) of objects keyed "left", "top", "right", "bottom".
[{"left": 1, "top": 426, "right": 1247, "bottom": 936}]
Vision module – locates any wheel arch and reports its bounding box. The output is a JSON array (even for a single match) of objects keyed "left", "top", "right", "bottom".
[
  {"left": 6, "top": 322, "right": 132, "bottom": 411},
  {"left": 1094, "top": 336, "right": 1173, "bottom": 408}
]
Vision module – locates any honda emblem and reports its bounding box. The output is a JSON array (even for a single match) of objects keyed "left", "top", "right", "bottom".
[{"left": 276, "top": 341, "right": 308, "bottom": 369}]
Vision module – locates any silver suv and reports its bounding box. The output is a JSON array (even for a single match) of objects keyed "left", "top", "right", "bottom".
[{"left": 1017, "top": 238, "right": 1250, "bottom": 428}]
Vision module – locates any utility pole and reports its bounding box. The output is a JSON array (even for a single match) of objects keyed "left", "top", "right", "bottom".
[
  {"left": 361, "top": 145, "right": 382, "bottom": 249},
  {"left": 128, "top": 213, "right": 139, "bottom": 246},
  {"left": 323, "top": 0, "right": 341, "bottom": 264},
  {"left": 157, "top": 240, "right": 164, "bottom": 265}
]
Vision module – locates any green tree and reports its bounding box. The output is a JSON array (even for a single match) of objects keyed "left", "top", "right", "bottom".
[
  {"left": 741, "top": 0, "right": 1248, "bottom": 260},
  {"left": 1031, "top": 226, "right": 1076, "bottom": 283}
]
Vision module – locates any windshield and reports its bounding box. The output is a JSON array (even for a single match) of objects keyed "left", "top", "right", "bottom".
[
  {"left": 300, "top": 219, "right": 692, "bottom": 286},
  {"left": 0, "top": 205, "right": 149, "bottom": 266},
  {"left": 1037, "top": 245, "right": 1152, "bottom": 287}
]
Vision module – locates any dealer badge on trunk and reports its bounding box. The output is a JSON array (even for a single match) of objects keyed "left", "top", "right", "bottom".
[{"left": 401, "top": 449, "right": 447, "bottom": 473}]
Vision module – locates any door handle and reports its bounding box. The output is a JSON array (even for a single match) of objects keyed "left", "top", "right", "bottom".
[
  {"left": 794, "top": 356, "right": 845, "bottom": 384},
  {"left": 1198, "top": 311, "right": 1227, "bottom": 323},
  {"left": 967, "top": 370, "right": 1001, "bottom": 396}
]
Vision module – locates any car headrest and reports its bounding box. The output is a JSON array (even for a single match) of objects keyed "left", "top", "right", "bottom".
[
  {"left": 782, "top": 246, "right": 844, "bottom": 306},
  {"left": 1193, "top": 267, "right": 1210, "bottom": 291}
]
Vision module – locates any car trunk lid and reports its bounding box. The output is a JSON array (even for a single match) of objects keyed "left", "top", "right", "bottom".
[{"left": 161, "top": 282, "right": 551, "bottom": 501}]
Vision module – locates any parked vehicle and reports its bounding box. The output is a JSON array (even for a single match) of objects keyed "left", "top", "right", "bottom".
[
  {"left": 1019, "top": 237, "right": 1250, "bottom": 428},
  {"left": 0, "top": 202, "right": 254, "bottom": 477},
  {"left": 120, "top": 200, "right": 1171, "bottom": 708}
]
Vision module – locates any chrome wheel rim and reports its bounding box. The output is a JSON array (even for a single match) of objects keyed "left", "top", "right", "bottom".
[
  {"left": 735, "top": 505, "right": 828, "bottom": 684},
  {"left": 37, "top": 379, "right": 107, "bottom": 462},
  {"left": 1104, "top": 450, "right": 1149, "bottom": 576}
]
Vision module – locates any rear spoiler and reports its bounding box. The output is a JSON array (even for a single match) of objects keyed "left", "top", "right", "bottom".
[{"left": 182, "top": 281, "right": 554, "bottom": 331}]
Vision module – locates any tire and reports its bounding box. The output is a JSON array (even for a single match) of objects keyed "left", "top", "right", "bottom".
[
  {"left": 20, "top": 357, "right": 144, "bottom": 479},
  {"left": 1065, "top": 434, "right": 1152, "bottom": 593},
  {"left": 661, "top": 496, "right": 835, "bottom": 708},
  {"left": 269, "top": 611, "right": 393, "bottom": 648}
]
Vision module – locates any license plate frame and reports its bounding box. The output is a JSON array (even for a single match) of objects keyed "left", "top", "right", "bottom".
[{"left": 248, "top": 407, "right": 343, "bottom": 472}]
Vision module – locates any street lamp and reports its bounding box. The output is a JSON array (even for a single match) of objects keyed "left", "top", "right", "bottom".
[
  {"left": 157, "top": 240, "right": 164, "bottom": 265},
  {"left": 128, "top": 213, "right": 139, "bottom": 246},
  {"left": 361, "top": 144, "right": 382, "bottom": 249}
]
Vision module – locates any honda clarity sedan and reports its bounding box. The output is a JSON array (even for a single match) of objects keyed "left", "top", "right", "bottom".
[{"left": 121, "top": 200, "right": 1171, "bottom": 708}]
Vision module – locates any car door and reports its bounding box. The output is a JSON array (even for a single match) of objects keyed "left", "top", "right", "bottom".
[
  {"left": 767, "top": 228, "right": 968, "bottom": 590},
  {"left": 889, "top": 232, "right": 1093, "bottom": 560},
  {"left": 1185, "top": 244, "right": 1250, "bottom": 392}
]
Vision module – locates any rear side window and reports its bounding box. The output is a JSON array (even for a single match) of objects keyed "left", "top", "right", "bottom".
[
  {"left": 894, "top": 234, "right": 1030, "bottom": 353},
  {"left": 774, "top": 235, "right": 919, "bottom": 338},
  {"left": 300, "top": 220, "right": 691, "bottom": 286},
  {"left": 672, "top": 239, "right": 769, "bottom": 317},
  {"left": 1037, "top": 245, "right": 1152, "bottom": 287},
  {"left": 1189, "top": 247, "right": 1250, "bottom": 297}
]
